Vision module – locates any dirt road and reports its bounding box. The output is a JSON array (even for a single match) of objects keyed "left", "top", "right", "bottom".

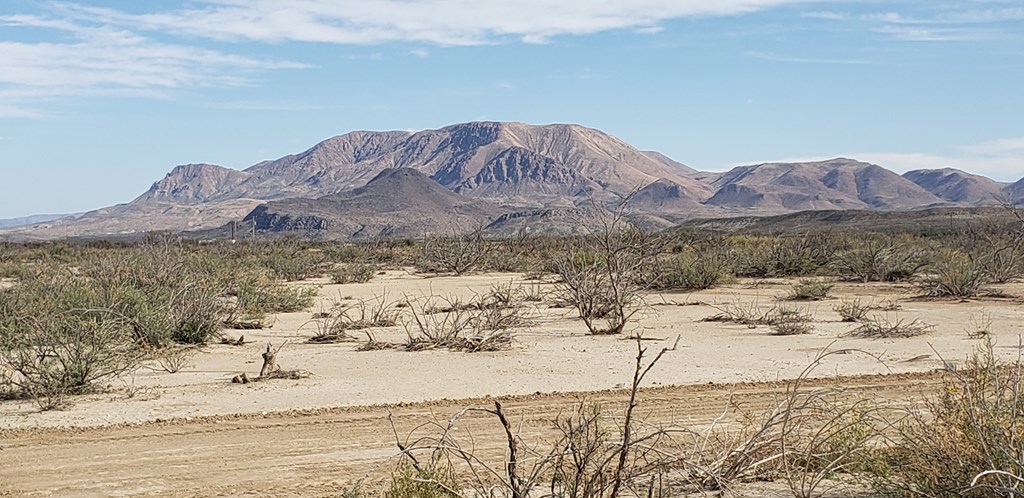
[{"left": 0, "top": 371, "right": 945, "bottom": 497}]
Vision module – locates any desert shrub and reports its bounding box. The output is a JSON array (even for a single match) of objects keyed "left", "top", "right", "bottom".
[
  {"left": 770, "top": 306, "right": 814, "bottom": 336},
  {"left": 785, "top": 278, "right": 834, "bottom": 301},
  {"left": 833, "top": 298, "right": 871, "bottom": 322},
  {"left": 918, "top": 250, "right": 990, "bottom": 298},
  {"left": 166, "top": 282, "right": 225, "bottom": 344},
  {"left": 704, "top": 300, "right": 780, "bottom": 328},
  {"left": 152, "top": 346, "right": 194, "bottom": 374},
  {"left": 0, "top": 306, "right": 141, "bottom": 410},
  {"left": 844, "top": 314, "right": 933, "bottom": 339},
  {"left": 384, "top": 462, "right": 459, "bottom": 498},
  {"left": 554, "top": 202, "right": 663, "bottom": 335},
  {"left": 832, "top": 239, "right": 928, "bottom": 283},
  {"left": 257, "top": 243, "right": 329, "bottom": 281},
  {"left": 419, "top": 230, "right": 489, "bottom": 275},
  {"left": 651, "top": 248, "right": 734, "bottom": 291},
  {"left": 330, "top": 263, "right": 376, "bottom": 284},
  {"left": 737, "top": 233, "right": 837, "bottom": 278},
  {"left": 401, "top": 292, "right": 527, "bottom": 352},
  {"left": 225, "top": 271, "right": 316, "bottom": 325},
  {"left": 870, "top": 340, "right": 1024, "bottom": 497}
]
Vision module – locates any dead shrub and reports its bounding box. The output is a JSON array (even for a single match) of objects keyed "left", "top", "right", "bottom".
[
  {"left": 420, "top": 230, "right": 489, "bottom": 275},
  {"left": 845, "top": 314, "right": 933, "bottom": 339},
  {"left": 833, "top": 298, "right": 872, "bottom": 322},
  {"left": 306, "top": 293, "right": 399, "bottom": 344},
  {"left": 402, "top": 293, "right": 526, "bottom": 352},
  {"left": 554, "top": 198, "right": 663, "bottom": 335}
]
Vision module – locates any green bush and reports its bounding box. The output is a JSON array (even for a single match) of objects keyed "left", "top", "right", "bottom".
[
  {"left": 652, "top": 249, "right": 734, "bottom": 291},
  {"left": 870, "top": 340, "right": 1024, "bottom": 497},
  {"left": 918, "top": 250, "right": 989, "bottom": 298}
]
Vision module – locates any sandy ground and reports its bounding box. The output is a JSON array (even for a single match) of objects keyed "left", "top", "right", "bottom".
[
  {"left": 0, "top": 372, "right": 944, "bottom": 497},
  {"left": 1, "top": 271, "right": 1022, "bottom": 496}
]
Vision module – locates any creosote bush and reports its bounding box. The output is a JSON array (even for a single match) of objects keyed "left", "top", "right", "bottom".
[
  {"left": 651, "top": 247, "right": 734, "bottom": 291},
  {"left": 785, "top": 278, "right": 835, "bottom": 301},
  {"left": 918, "top": 249, "right": 990, "bottom": 298}
]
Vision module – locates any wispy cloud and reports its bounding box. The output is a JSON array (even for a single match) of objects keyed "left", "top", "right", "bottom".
[
  {"left": 800, "top": 11, "right": 848, "bottom": 21},
  {"left": 0, "top": 11, "right": 306, "bottom": 117},
  {"left": 410, "top": 48, "right": 431, "bottom": 58},
  {"left": 873, "top": 25, "right": 991, "bottom": 42},
  {"left": 802, "top": 5, "right": 1023, "bottom": 43},
  {"left": 745, "top": 50, "right": 875, "bottom": 65},
  {"left": 51, "top": 0, "right": 811, "bottom": 46}
]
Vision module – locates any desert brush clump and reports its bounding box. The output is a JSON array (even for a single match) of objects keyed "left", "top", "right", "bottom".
[
  {"left": 0, "top": 237, "right": 321, "bottom": 408},
  {"left": 650, "top": 245, "right": 735, "bottom": 291},
  {"left": 918, "top": 249, "right": 990, "bottom": 299},
  {"left": 785, "top": 278, "right": 835, "bottom": 301},
  {"left": 400, "top": 290, "right": 530, "bottom": 352},
  {"left": 329, "top": 263, "right": 378, "bottom": 284},
  {"left": 832, "top": 238, "right": 928, "bottom": 283},
  {"left": 419, "top": 229, "right": 490, "bottom": 275},
  {"left": 866, "top": 339, "right": 1024, "bottom": 497},
  {"left": 844, "top": 313, "right": 934, "bottom": 339}
]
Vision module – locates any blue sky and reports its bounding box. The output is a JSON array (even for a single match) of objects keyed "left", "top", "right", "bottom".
[{"left": 1, "top": 0, "right": 1023, "bottom": 218}]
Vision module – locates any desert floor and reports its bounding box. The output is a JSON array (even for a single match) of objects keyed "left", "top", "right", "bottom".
[{"left": 2, "top": 271, "right": 1022, "bottom": 496}]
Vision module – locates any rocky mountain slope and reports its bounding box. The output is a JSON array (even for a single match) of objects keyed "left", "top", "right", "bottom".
[
  {"left": 245, "top": 168, "right": 502, "bottom": 239},
  {"left": 3, "top": 121, "right": 1022, "bottom": 240}
]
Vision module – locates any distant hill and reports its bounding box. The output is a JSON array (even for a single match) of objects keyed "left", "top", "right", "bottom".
[
  {"left": 705, "top": 159, "right": 946, "bottom": 211},
  {"left": 903, "top": 168, "right": 1008, "bottom": 206}
]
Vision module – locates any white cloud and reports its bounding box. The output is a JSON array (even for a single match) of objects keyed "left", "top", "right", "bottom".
[
  {"left": 0, "top": 13, "right": 306, "bottom": 117},
  {"left": 54, "top": 0, "right": 811, "bottom": 46},
  {"left": 800, "top": 11, "right": 848, "bottom": 21},
  {"left": 410, "top": 48, "right": 431, "bottom": 58},
  {"left": 873, "top": 25, "right": 990, "bottom": 42},
  {"left": 745, "top": 50, "right": 874, "bottom": 65}
]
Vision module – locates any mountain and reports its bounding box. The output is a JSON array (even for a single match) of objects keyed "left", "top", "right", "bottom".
[
  {"left": 150, "top": 122, "right": 712, "bottom": 206},
  {"left": 244, "top": 168, "right": 503, "bottom": 239},
  {"left": 0, "top": 213, "right": 80, "bottom": 229},
  {"left": 705, "top": 158, "right": 946, "bottom": 212},
  {"left": 641, "top": 151, "right": 698, "bottom": 176},
  {"left": 903, "top": 168, "right": 1008, "bottom": 206},
  {"left": 3, "top": 121, "right": 1018, "bottom": 241},
  {"left": 1007, "top": 177, "right": 1024, "bottom": 205}
]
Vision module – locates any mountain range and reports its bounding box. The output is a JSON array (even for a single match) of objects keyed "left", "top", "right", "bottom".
[{"left": 3, "top": 121, "right": 1022, "bottom": 240}]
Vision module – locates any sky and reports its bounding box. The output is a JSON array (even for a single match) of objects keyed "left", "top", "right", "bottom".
[{"left": 1, "top": 0, "right": 1023, "bottom": 218}]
